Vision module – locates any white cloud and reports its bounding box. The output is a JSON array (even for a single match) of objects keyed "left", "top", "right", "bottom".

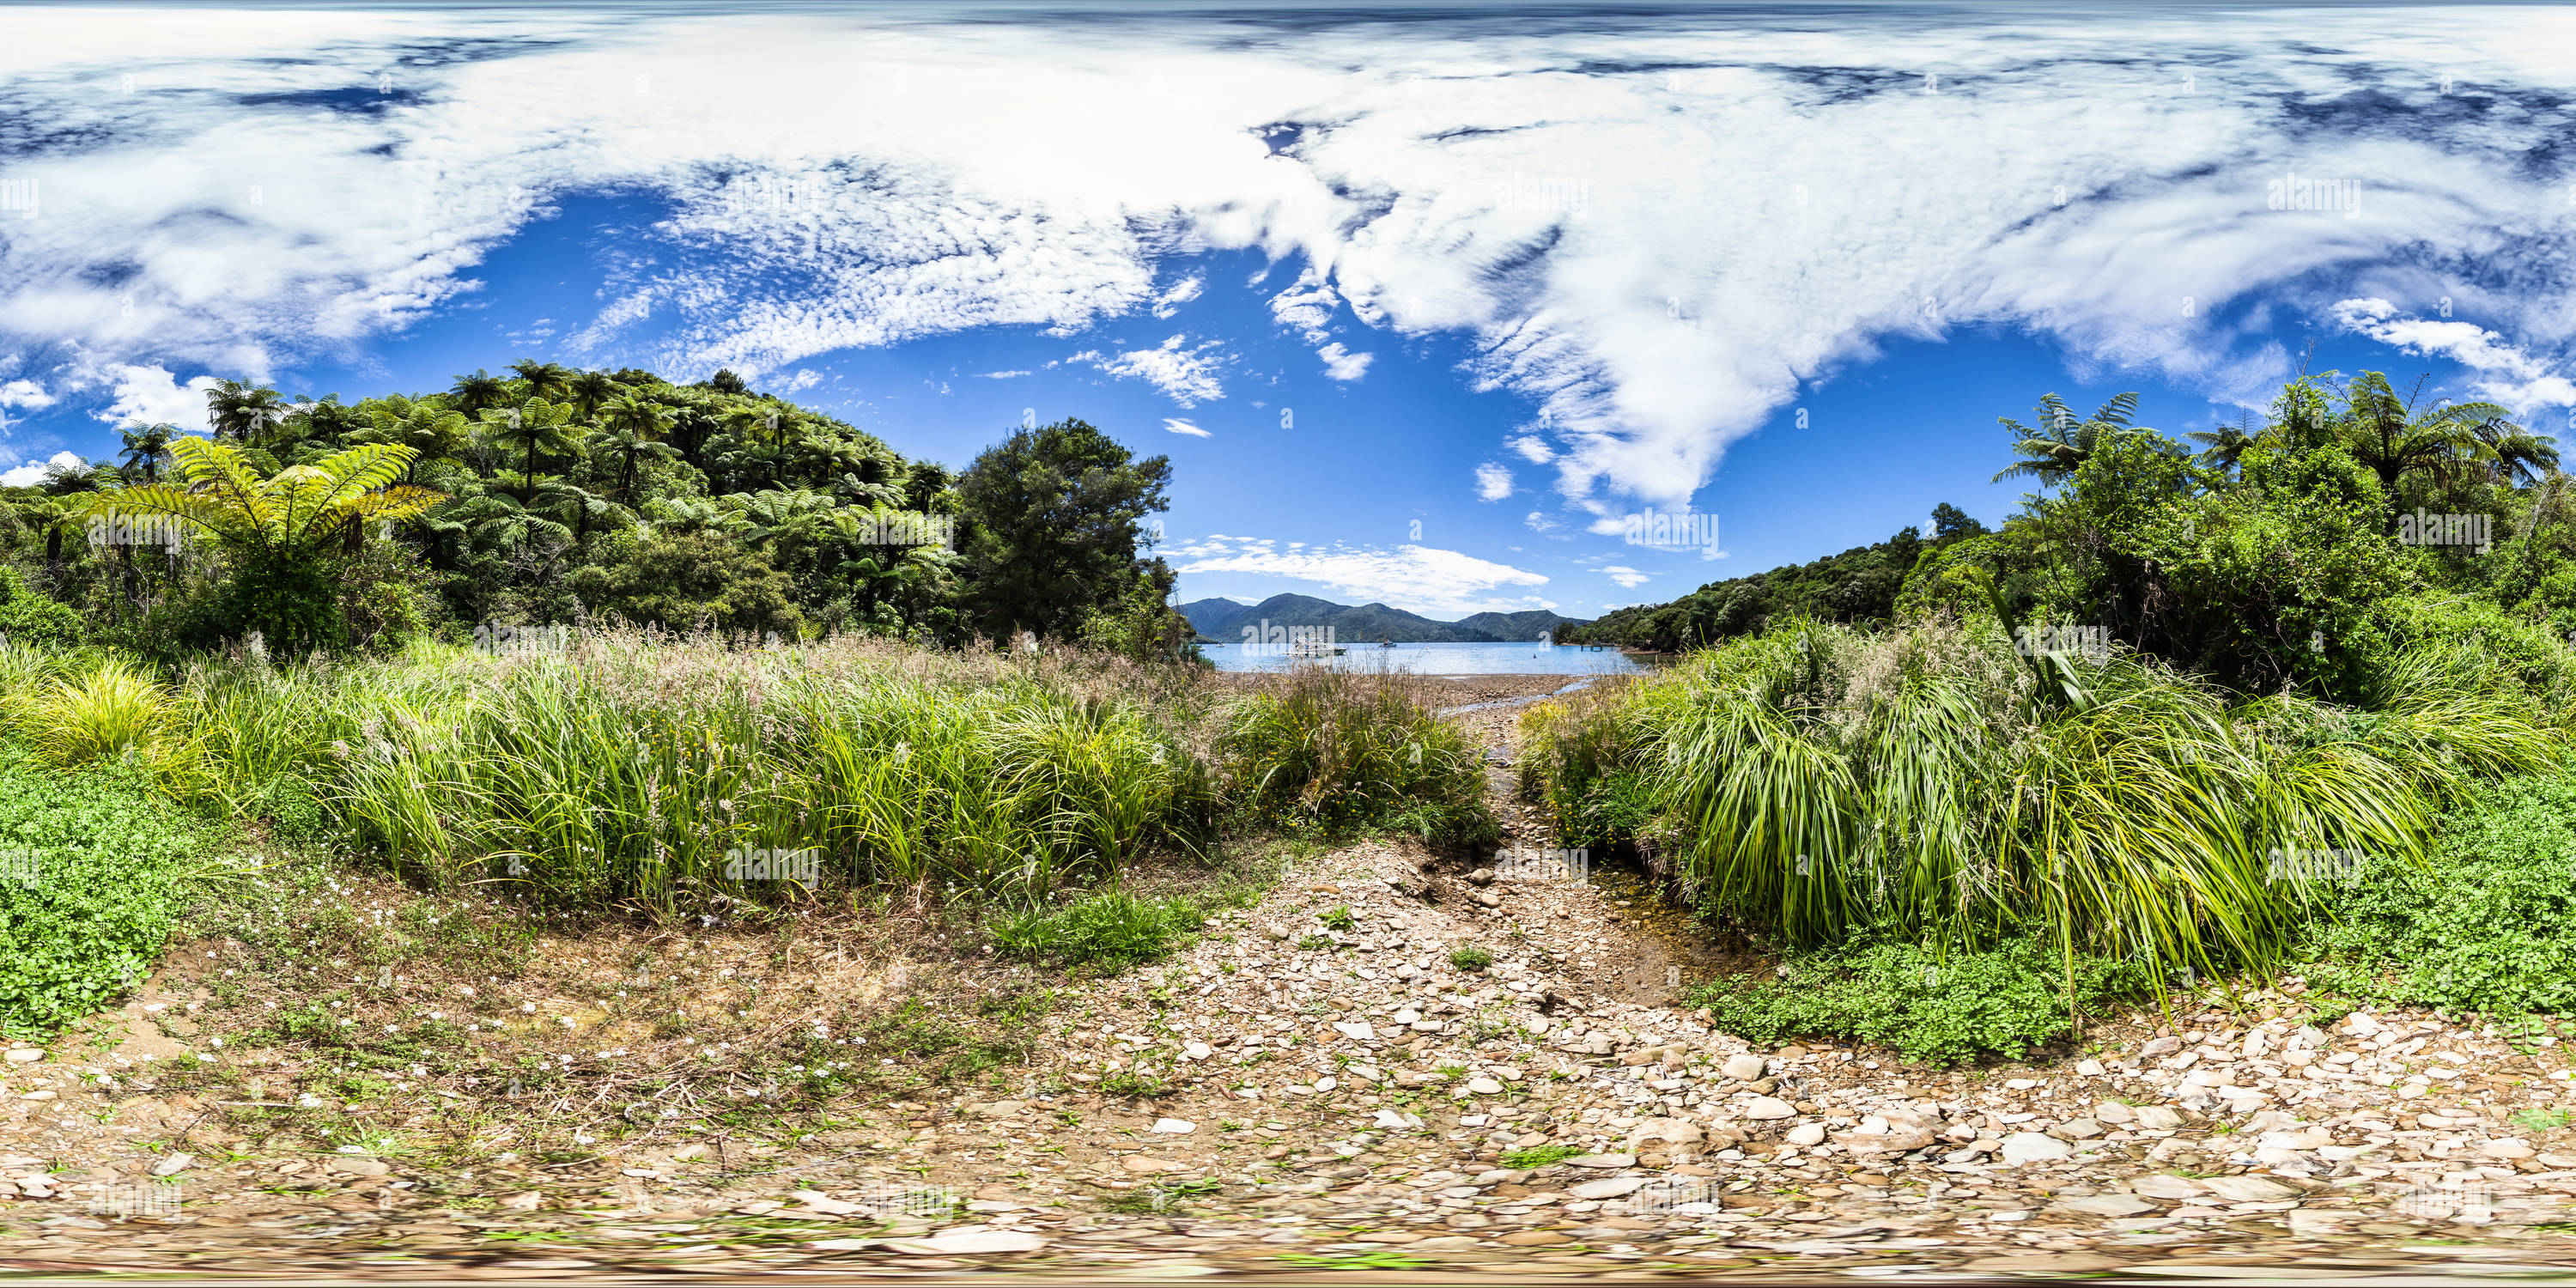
[
  {"left": 1170, "top": 535, "right": 1546, "bottom": 617},
  {"left": 1601, "top": 565, "right": 1650, "bottom": 588},
  {"left": 1069, "top": 335, "right": 1227, "bottom": 407},
  {"left": 1474, "top": 461, "right": 1514, "bottom": 501},
  {"left": 1163, "top": 416, "right": 1211, "bottom": 437},
  {"left": 90, "top": 364, "right": 216, "bottom": 431},
  {"left": 975, "top": 369, "right": 1032, "bottom": 380},
  {"left": 4, "top": 9, "right": 2576, "bottom": 504},
  {"left": 776, "top": 368, "right": 823, "bottom": 392},
  {"left": 1, "top": 451, "right": 83, "bottom": 489},
  {"left": 1268, "top": 268, "right": 1340, "bottom": 344},
  {"left": 1524, "top": 511, "right": 1560, "bottom": 533},
  {"left": 1315, "top": 342, "right": 1372, "bottom": 381},
  {"left": 0, "top": 380, "right": 57, "bottom": 410},
  {"left": 1507, "top": 435, "right": 1555, "bottom": 465},
  {"left": 1151, "top": 275, "right": 1205, "bottom": 319},
  {"left": 2330, "top": 298, "right": 2576, "bottom": 413}
]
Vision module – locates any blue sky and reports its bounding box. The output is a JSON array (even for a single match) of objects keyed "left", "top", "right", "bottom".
[{"left": 2, "top": 3, "right": 2571, "bottom": 621}]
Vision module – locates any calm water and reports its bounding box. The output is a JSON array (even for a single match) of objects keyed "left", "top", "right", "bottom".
[{"left": 1200, "top": 641, "right": 1657, "bottom": 675}]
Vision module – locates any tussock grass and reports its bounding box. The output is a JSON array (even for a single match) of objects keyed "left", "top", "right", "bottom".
[
  {"left": 2, "top": 632, "right": 1226, "bottom": 919},
  {"left": 0, "top": 634, "right": 1486, "bottom": 933},
  {"left": 310, "top": 634, "right": 1217, "bottom": 914},
  {"left": 1522, "top": 617, "right": 2562, "bottom": 984},
  {"left": 9, "top": 654, "right": 200, "bottom": 783},
  {"left": 1217, "top": 665, "right": 1497, "bottom": 846}
]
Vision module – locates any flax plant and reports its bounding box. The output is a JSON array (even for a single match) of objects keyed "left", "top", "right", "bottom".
[{"left": 1522, "top": 617, "right": 2563, "bottom": 983}]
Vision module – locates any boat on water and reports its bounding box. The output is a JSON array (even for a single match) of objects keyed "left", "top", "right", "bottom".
[{"left": 1286, "top": 638, "right": 1347, "bottom": 659}]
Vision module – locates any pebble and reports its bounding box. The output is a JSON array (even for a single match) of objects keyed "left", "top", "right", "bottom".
[{"left": 2000, "top": 1132, "right": 2074, "bottom": 1163}]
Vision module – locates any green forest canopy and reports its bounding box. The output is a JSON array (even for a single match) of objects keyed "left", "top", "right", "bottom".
[{"left": 0, "top": 363, "right": 1190, "bottom": 659}]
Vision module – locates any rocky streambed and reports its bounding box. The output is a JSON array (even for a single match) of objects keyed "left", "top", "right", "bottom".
[{"left": 4, "top": 684, "right": 2576, "bottom": 1279}]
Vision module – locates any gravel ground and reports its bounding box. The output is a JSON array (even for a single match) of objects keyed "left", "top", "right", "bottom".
[{"left": 4, "top": 696, "right": 2576, "bottom": 1279}]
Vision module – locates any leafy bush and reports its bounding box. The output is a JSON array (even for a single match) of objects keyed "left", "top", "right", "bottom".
[
  {"left": 566, "top": 530, "right": 805, "bottom": 636},
  {"left": 1691, "top": 938, "right": 2143, "bottom": 1065},
  {"left": 989, "top": 888, "right": 1205, "bottom": 969},
  {"left": 1218, "top": 668, "right": 1496, "bottom": 846},
  {"left": 2306, "top": 761, "right": 2576, "bottom": 1014},
  {"left": 1449, "top": 945, "right": 1493, "bottom": 971},
  {"left": 0, "top": 754, "right": 210, "bottom": 1036},
  {"left": 0, "top": 568, "right": 81, "bottom": 648}
]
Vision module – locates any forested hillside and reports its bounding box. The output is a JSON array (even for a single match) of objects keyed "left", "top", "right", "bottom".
[
  {"left": 0, "top": 364, "right": 1189, "bottom": 659},
  {"left": 1558, "top": 504, "right": 1987, "bottom": 651}
]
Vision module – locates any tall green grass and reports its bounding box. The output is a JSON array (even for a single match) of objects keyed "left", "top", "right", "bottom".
[
  {"left": 1521, "top": 616, "right": 2563, "bottom": 981},
  {"left": 3, "top": 633, "right": 1223, "bottom": 918},
  {"left": 1217, "top": 665, "right": 1497, "bottom": 846}
]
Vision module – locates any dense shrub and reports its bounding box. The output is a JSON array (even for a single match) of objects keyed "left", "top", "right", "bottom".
[
  {"left": 0, "top": 754, "right": 208, "bottom": 1036},
  {"left": 1692, "top": 939, "right": 2143, "bottom": 1065},
  {"left": 0, "top": 568, "right": 80, "bottom": 649},
  {"left": 567, "top": 531, "right": 805, "bottom": 636}
]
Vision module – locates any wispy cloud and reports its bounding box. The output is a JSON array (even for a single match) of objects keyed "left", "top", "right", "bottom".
[
  {"left": 2330, "top": 298, "right": 2576, "bottom": 414},
  {"left": 1163, "top": 416, "right": 1211, "bottom": 437},
  {"left": 1601, "top": 565, "right": 1650, "bottom": 588},
  {"left": 1151, "top": 275, "right": 1204, "bottom": 319},
  {"left": 1069, "top": 335, "right": 1227, "bottom": 407},
  {"left": 1, "top": 8, "right": 2572, "bottom": 507}
]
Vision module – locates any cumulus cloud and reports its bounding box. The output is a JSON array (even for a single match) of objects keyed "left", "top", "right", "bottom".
[
  {"left": 1170, "top": 534, "right": 1546, "bottom": 617},
  {"left": 1507, "top": 435, "right": 1555, "bottom": 465},
  {"left": 2330, "top": 298, "right": 2576, "bottom": 413},
  {"left": 1069, "top": 335, "right": 1227, "bottom": 407},
  {"left": 91, "top": 364, "right": 216, "bottom": 431},
  {"left": 1601, "top": 565, "right": 1650, "bottom": 588},
  {"left": 1, "top": 450, "right": 82, "bottom": 489},
  {"left": 0, "top": 380, "right": 57, "bottom": 410},
  {"left": 4, "top": 8, "right": 2576, "bottom": 503},
  {"left": 1163, "top": 416, "right": 1211, "bottom": 437},
  {"left": 1474, "top": 461, "right": 1514, "bottom": 501},
  {"left": 1315, "top": 342, "right": 1373, "bottom": 381}
]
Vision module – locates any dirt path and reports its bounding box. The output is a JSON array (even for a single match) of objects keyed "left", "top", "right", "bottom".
[{"left": 11, "top": 691, "right": 2576, "bottom": 1277}]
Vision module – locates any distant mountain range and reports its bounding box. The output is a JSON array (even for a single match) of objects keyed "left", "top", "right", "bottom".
[{"left": 1180, "top": 593, "right": 1589, "bottom": 644}]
